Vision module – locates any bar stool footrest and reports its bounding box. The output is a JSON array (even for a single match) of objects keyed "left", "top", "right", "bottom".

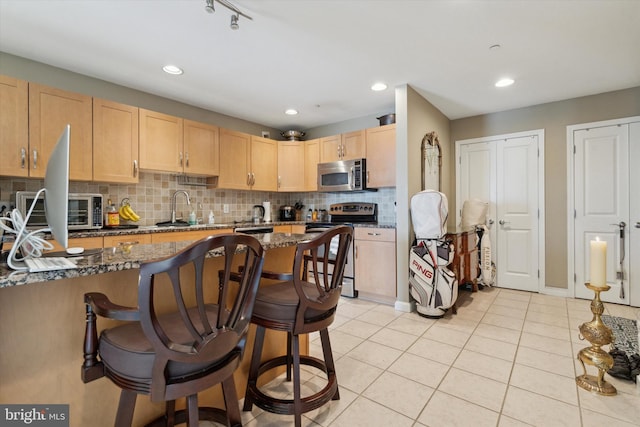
[{"left": 246, "top": 355, "right": 338, "bottom": 416}]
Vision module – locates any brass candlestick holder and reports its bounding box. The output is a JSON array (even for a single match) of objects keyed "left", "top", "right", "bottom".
[{"left": 575, "top": 283, "right": 616, "bottom": 395}]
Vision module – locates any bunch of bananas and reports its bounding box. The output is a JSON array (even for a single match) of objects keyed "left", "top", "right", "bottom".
[{"left": 118, "top": 201, "right": 141, "bottom": 222}]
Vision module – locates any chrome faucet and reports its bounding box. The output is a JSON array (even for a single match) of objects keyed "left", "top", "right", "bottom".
[{"left": 171, "top": 190, "right": 191, "bottom": 223}]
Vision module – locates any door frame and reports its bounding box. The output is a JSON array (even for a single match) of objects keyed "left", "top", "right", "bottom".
[
  {"left": 567, "top": 116, "right": 640, "bottom": 299},
  {"left": 455, "top": 129, "right": 546, "bottom": 293}
]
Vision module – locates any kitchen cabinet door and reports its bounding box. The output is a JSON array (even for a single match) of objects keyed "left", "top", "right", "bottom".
[
  {"left": 0, "top": 75, "right": 29, "bottom": 177},
  {"left": 29, "top": 83, "right": 93, "bottom": 180},
  {"left": 354, "top": 227, "right": 397, "bottom": 304},
  {"left": 366, "top": 124, "right": 396, "bottom": 188},
  {"left": 93, "top": 99, "right": 139, "bottom": 183},
  {"left": 278, "top": 141, "right": 304, "bottom": 192},
  {"left": 183, "top": 119, "right": 219, "bottom": 176},
  {"left": 139, "top": 108, "right": 183, "bottom": 173},
  {"left": 251, "top": 136, "right": 278, "bottom": 191},
  {"left": 341, "top": 129, "right": 366, "bottom": 160},
  {"left": 218, "top": 128, "right": 251, "bottom": 189},
  {"left": 320, "top": 135, "right": 341, "bottom": 162},
  {"left": 304, "top": 138, "right": 320, "bottom": 191}
]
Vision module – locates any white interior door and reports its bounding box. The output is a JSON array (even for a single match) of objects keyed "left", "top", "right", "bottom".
[
  {"left": 457, "top": 141, "right": 497, "bottom": 257},
  {"left": 631, "top": 122, "right": 640, "bottom": 307},
  {"left": 456, "top": 131, "right": 543, "bottom": 292},
  {"left": 496, "top": 136, "right": 540, "bottom": 292},
  {"left": 573, "top": 125, "right": 629, "bottom": 303}
]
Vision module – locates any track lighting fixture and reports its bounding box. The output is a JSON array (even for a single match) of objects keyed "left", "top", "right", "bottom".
[{"left": 204, "top": 0, "right": 252, "bottom": 29}]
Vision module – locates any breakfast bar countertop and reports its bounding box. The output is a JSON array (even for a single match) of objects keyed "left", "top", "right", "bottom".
[{"left": 0, "top": 232, "right": 315, "bottom": 289}]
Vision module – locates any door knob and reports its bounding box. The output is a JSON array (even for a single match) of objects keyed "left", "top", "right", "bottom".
[
  {"left": 488, "top": 219, "right": 494, "bottom": 225},
  {"left": 499, "top": 220, "right": 510, "bottom": 225},
  {"left": 635, "top": 222, "right": 640, "bottom": 229}
]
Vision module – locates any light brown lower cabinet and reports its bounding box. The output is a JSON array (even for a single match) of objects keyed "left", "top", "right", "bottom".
[{"left": 354, "top": 227, "right": 396, "bottom": 304}]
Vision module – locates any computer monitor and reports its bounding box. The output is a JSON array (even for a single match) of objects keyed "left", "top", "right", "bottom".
[
  {"left": 43, "top": 124, "right": 70, "bottom": 249},
  {"left": 4, "top": 125, "right": 70, "bottom": 270}
]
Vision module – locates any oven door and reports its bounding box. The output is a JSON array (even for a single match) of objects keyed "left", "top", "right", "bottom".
[{"left": 304, "top": 224, "right": 356, "bottom": 298}]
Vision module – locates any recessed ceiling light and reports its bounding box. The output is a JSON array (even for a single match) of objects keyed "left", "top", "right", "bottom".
[
  {"left": 285, "top": 109, "right": 298, "bottom": 115},
  {"left": 162, "top": 65, "right": 183, "bottom": 75},
  {"left": 495, "top": 78, "right": 514, "bottom": 88},
  {"left": 371, "top": 82, "right": 388, "bottom": 91}
]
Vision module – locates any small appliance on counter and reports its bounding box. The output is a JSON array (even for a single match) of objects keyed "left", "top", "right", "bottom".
[
  {"left": 279, "top": 205, "right": 295, "bottom": 221},
  {"left": 252, "top": 205, "right": 265, "bottom": 223},
  {"left": 15, "top": 191, "right": 103, "bottom": 230}
]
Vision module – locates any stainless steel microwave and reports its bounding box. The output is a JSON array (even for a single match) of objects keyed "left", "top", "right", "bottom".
[
  {"left": 317, "top": 158, "right": 368, "bottom": 192},
  {"left": 15, "top": 191, "right": 104, "bottom": 230}
]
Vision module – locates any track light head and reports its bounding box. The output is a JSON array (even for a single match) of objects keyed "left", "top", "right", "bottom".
[
  {"left": 204, "top": 0, "right": 215, "bottom": 14},
  {"left": 230, "top": 14, "right": 239, "bottom": 30}
]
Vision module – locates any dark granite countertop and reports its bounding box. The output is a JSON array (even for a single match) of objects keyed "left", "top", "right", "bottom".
[{"left": 0, "top": 232, "right": 315, "bottom": 289}]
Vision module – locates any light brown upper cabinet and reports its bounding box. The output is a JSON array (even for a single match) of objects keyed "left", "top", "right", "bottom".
[
  {"left": 277, "top": 141, "right": 305, "bottom": 192},
  {"left": 218, "top": 128, "right": 251, "bottom": 189},
  {"left": 218, "top": 130, "right": 277, "bottom": 191},
  {"left": 139, "top": 109, "right": 183, "bottom": 173},
  {"left": 319, "top": 130, "right": 366, "bottom": 162},
  {"left": 341, "top": 129, "right": 366, "bottom": 160},
  {"left": 304, "top": 138, "right": 320, "bottom": 191},
  {"left": 250, "top": 136, "right": 278, "bottom": 191},
  {"left": 0, "top": 75, "right": 29, "bottom": 177},
  {"left": 183, "top": 119, "right": 219, "bottom": 176},
  {"left": 29, "top": 83, "right": 93, "bottom": 180},
  {"left": 365, "top": 124, "right": 396, "bottom": 188},
  {"left": 93, "top": 99, "right": 139, "bottom": 183},
  {"left": 139, "top": 109, "right": 219, "bottom": 176}
]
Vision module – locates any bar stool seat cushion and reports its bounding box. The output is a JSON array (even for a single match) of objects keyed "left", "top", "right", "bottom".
[
  {"left": 251, "top": 280, "right": 327, "bottom": 323},
  {"left": 99, "top": 304, "right": 235, "bottom": 381}
]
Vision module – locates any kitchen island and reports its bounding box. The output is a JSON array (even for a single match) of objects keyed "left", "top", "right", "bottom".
[{"left": 0, "top": 231, "right": 314, "bottom": 427}]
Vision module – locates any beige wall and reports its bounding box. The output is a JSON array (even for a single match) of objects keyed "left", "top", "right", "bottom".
[
  {"left": 0, "top": 52, "right": 282, "bottom": 137},
  {"left": 395, "top": 85, "right": 451, "bottom": 305},
  {"left": 450, "top": 86, "right": 640, "bottom": 288}
]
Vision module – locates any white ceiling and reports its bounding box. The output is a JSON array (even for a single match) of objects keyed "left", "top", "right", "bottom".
[{"left": 1, "top": 0, "right": 639, "bottom": 131}]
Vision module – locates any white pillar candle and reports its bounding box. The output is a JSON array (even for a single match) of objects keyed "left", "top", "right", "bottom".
[{"left": 590, "top": 237, "right": 607, "bottom": 287}]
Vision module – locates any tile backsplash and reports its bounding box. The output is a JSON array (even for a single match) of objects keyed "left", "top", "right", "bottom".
[{"left": 0, "top": 173, "right": 396, "bottom": 226}]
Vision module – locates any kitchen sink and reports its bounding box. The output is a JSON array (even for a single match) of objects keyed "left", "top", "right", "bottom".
[{"left": 156, "top": 220, "right": 190, "bottom": 227}]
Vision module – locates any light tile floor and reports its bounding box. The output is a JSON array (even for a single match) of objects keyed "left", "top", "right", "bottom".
[{"left": 209, "top": 287, "right": 640, "bottom": 426}]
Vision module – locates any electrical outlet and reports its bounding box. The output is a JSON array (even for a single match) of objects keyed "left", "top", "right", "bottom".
[{"left": 223, "top": 204, "right": 230, "bottom": 214}]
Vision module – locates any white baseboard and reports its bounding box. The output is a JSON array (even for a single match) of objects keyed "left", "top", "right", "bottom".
[{"left": 394, "top": 300, "right": 414, "bottom": 313}]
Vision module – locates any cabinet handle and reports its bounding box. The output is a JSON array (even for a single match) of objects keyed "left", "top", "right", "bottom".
[
  {"left": 247, "top": 173, "right": 251, "bottom": 186},
  {"left": 355, "top": 245, "right": 358, "bottom": 259},
  {"left": 185, "top": 152, "right": 189, "bottom": 167},
  {"left": 251, "top": 172, "right": 256, "bottom": 186},
  {"left": 635, "top": 222, "right": 640, "bottom": 229},
  {"left": 337, "top": 145, "right": 341, "bottom": 158},
  {"left": 278, "top": 176, "right": 281, "bottom": 188},
  {"left": 133, "top": 160, "right": 138, "bottom": 177},
  {"left": 20, "top": 147, "right": 26, "bottom": 169},
  {"left": 179, "top": 152, "right": 183, "bottom": 166},
  {"left": 368, "top": 232, "right": 381, "bottom": 236},
  {"left": 32, "top": 150, "right": 38, "bottom": 169},
  {"left": 342, "top": 144, "right": 346, "bottom": 158},
  {"left": 366, "top": 170, "right": 370, "bottom": 184}
]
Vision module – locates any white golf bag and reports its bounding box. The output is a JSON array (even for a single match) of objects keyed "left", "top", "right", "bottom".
[{"left": 409, "top": 190, "right": 458, "bottom": 318}]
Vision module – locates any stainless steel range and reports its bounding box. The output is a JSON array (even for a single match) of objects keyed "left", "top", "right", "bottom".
[{"left": 305, "top": 202, "right": 378, "bottom": 298}]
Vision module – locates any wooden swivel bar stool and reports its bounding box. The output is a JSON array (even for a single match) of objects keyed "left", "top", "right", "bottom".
[
  {"left": 81, "top": 234, "right": 265, "bottom": 427},
  {"left": 242, "top": 225, "right": 353, "bottom": 427}
]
